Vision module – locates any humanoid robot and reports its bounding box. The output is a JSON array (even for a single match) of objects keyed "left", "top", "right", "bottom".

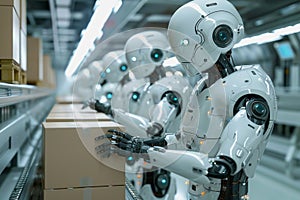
[
  {"left": 94, "top": 31, "right": 194, "bottom": 199},
  {"left": 82, "top": 50, "right": 129, "bottom": 110},
  {"left": 90, "top": 31, "right": 193, "bottom": 138},
  {"left": 96, "top": 0, "right": 277, "bottom": 199}
]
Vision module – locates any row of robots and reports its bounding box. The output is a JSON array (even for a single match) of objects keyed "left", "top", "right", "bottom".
[{"left": 75, "top": 1, "right": 277, "bottom": 199}]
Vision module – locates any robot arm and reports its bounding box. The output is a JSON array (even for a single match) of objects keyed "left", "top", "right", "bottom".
[
  {"left": 148, "top": 91, "right": 182, "bottom": 137},
  {"left": 95, "top": 95, "right": 270, "bottom": 184},
  {"left": 215, "top": 96, "right": 270, "bottom": 178},
  {"left": 95, "top": 129, "right": 211, "bottom": 184},
  {"left": 97, "top": 90, "right": 182, "bottom": 137},
  {"left": 111, "top": 108, "right": 153, "bottom": 137}
]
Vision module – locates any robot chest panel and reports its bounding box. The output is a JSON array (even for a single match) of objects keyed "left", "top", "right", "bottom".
[{"left": 180, "top": 84, "right": 226, "bottom": 154}]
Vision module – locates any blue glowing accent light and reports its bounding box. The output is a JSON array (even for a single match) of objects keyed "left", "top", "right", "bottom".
[
  {"left": 161, "top": 179, "right": 167, "bottom": 184},
  {"left": 106, "top": 92, "right": 113, "bottom": 99},
  {"left": 154, "top": 53, "right": 159, "bottom": 58},
  {"left": 132, "top": 94, "right": 138, "bottom": 100},
  {"left": 106, "top": 68, "right": 111, "bottom": 73},
  {"left": 127, "top": 156, "right": 133, "bottom": 161},
  {"left": 120, "top": 65, "right": 128, "bottom": 72},
  {"left": 173, "top": 97, "right": 178, "bottom": 101},
  {"left": 131, "top": 92, "right": 140, "bottom": 101}
]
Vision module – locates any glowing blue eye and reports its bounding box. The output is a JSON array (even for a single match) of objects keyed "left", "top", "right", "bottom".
[
  {"left": 131, "top": 92, "right": 140, "bottom": 101},
  {"left": 173, "top": 97, "right": 178, "bottom": 102},
  {"left": 106, "top": 92, "right": 113, "bottom": 99},
  {"left": 161, "top": 179, "right": 167, "bottom": 184},
  {"left": 105, "top": 68, "right": 111, "bottom": 73},
  {"left": 151, "top": 49, "right": 163, "bottom": 62},
  {"left": 120, "top": 64, "right": 128, "bottom": 72},
  {"left": 127, "top": 156, "right": 133, "bottom": 161}
]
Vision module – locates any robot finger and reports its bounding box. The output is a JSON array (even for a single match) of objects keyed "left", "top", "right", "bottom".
[
  {"left": 115, "top": 142, "right": 132, "bottom": 151},
  {"left": 95, "top": 142, "right": 112, "bottom": 154},
  {"left": 95, "top": 134, "right": 111, "bottom": 141},
  {"left": 95, "top": 134, "right": 125, "bottom": 142},
  {"left": 116, "top": 149, "right": 131, "bottom": 157},
  {"left": 107, "top": 129, "right": 133, "bottom": 140},
  {"left": 81, "top": 103, "right": 88, "bottom": 109}
]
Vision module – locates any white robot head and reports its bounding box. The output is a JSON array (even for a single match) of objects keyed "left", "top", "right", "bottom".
[
  {"left": 168, "top": 0, "right": 244, "bottom": 74},
  {"left": 124, "top": 31, "right": 171, "bottom": 79},
  {"left": 88, "top": 60, "right": 103, "bottom": 84},
  {"left": 100, "top": 50, "right": 128, "bottom": 83}
]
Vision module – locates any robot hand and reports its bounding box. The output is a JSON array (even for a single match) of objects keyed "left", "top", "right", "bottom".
[
  {"left": 94, "top": 100, "right": 112, "bottom": 115},
  {"left": 81, "top": 98, "right": 96, "bottom": 110},
  {"left": 95, "top": 129, "right": 167, "bottom": 158}
]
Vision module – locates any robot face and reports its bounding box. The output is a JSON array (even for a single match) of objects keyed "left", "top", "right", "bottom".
[
  {"left": 101, "top": 50, "right": 128, "bottom": 83},
  {"left": 168, "top": 0, "right": 244, "bottom": 73},
  {"left": 125, "top": 31, "right": 170, "bottom": 79}
]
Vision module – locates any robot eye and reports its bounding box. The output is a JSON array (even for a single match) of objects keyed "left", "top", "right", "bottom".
[
  {"left": 119, "top": 64, "right": 128, "bottom": 72},
  {"left": 131, "top": 92, "right": 140, "bottom": 102},
  {"left": 150, "top": 49, "right": 163, "bottom": 62},
  {"left": 167, "top": 92, "right": 179, "bottom": 105},
  {"left": 213, "top": 25, "right": 233, "bottom": 48},
  {"left": 155, "top": 173, "right": 170, "bottom": 190},
  {"left": 106, "top": 92, "right": 113, "bottom": 99}
]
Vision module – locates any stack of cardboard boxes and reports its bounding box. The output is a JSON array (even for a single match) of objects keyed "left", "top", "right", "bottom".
[
  {"left": 0, "top": 0, "right": 26, "bottom": 84},
  {"left": 42, "top": 55, "right": 56, "bottom": 88},
  {"left": 26, "top": 37, "right": 57, "bottom": 87},
  {"left": 26, "top": 36, "right": 43, "bottom": 85},
  {"left": 0, "top": 0, "right": 56, "bottom": 87},
  {"left": 43, "top": 102, "right": 125, "bottom": 200}
]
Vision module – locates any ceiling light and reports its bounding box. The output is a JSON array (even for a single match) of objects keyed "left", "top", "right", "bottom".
[
  {"left": 273, "top": 23, "right": 300, "bottom": 36},
  {"left": 234, "top": 22, "right": 300, "bottom": 48},
  {"left": 65, "top": 0, "right": 121, "bottom": 77}
]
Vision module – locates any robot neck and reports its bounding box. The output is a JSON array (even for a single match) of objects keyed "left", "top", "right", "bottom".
[{"left": 215, "top": 53, "right": 235, "bottom": 78}]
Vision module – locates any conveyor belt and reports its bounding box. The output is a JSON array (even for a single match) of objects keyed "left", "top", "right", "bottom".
[{"left": 125, "top": 178, "right": 143, "bottom": 200}]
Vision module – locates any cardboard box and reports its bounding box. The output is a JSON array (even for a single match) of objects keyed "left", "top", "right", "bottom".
[
  {"left": 40, "top": 55, "right": 56, "bottom": 88},
  {"left": 20, "top": 29, "right": 26, "bottom": 71},
  {"left": 50, "top": 104, "right": 96, "bottom": 114},
  {"left": 46, "top": 112, "right": 111, "bottom": 122},
  {"left": 0, "top": 0, "right": 21, "bottom": 17},
  {"left": 27, "top": 36, "right": 43, "bottom": 84},
  {"left": 43, "top": 121, "right": 125, "bottom": 189},
  {"left": 44, "top": 185, "right": 125, "bottom": 200},
  {"left": 56, "top": 95, "right": 84, "bottom": 104},
  {"left": 0, "top": 6, "right": 20, "bottom": 63}
]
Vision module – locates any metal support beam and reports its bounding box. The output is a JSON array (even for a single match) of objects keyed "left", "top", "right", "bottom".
[{"left": 49, "top": 0, "right": 60, "bottom": 53}]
